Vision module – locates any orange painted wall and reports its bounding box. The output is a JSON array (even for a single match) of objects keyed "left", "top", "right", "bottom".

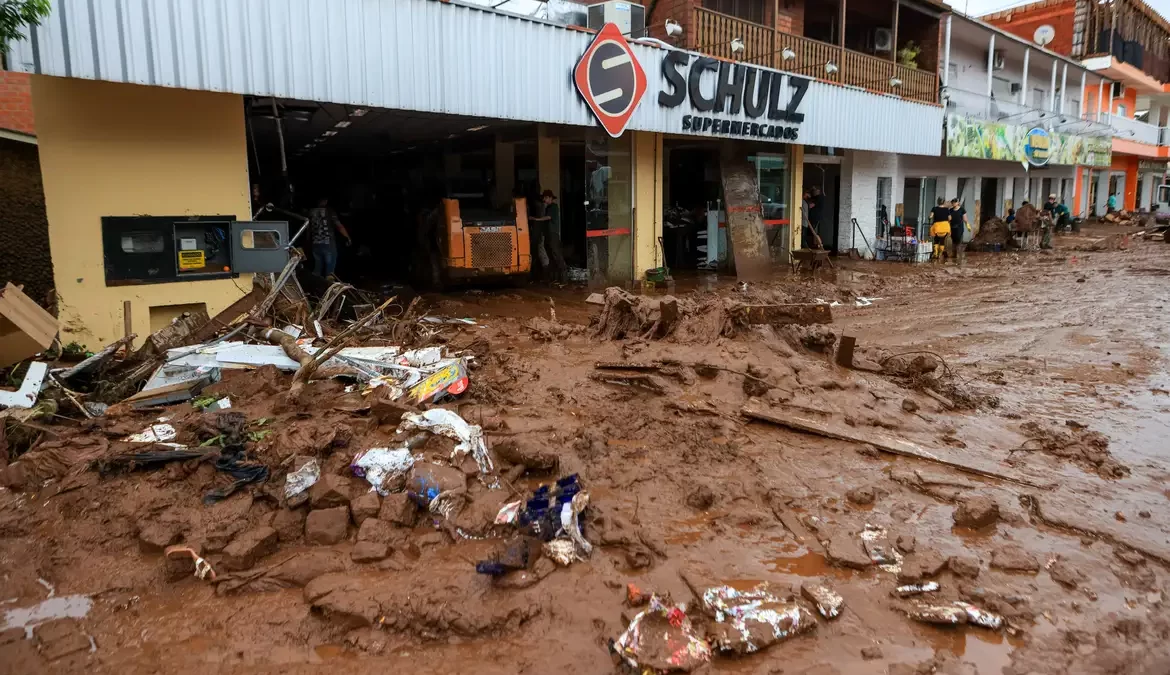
[
  {"left": 1110, "top": 155, "right": 1140, "bottom": 210},
  {"left": 983, "top": 1, "right": 1077, "bottom": 57}
]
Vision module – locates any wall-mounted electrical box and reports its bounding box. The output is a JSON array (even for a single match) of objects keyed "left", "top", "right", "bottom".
[{"left": 102, "top": 216, "right": 289, "bottom": 286}]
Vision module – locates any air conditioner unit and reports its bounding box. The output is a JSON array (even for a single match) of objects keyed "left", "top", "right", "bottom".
[
  {"left": 992, "top": 50, "right": 1006, "bottom": 71},
  {"left": 1010, "top": 82, "right": 1023, "bottom": 95},
  {"left": 586, "top": 1, "right": 647, "bottom": 38},
  {"left": 874, "top": 27, "right": 894, "bottom": 53}
]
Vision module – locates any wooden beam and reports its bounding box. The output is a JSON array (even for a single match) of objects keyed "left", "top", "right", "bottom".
[
  {"left": 891, "top": 0, "right": 900, "bottom": 64},
  {"left": 123, "top": 300, "right": 132, "bottom": 339},
  {"left": 839, "top": 0, "right": 847, "bottom": 49},
  {"left": 741, "top": 405, "right": 1055, "bottom": 489}
]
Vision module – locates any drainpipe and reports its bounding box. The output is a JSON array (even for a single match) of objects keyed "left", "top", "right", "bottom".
[{"left": 1021, "top": 48, "right": 1029, "bottom": 106}]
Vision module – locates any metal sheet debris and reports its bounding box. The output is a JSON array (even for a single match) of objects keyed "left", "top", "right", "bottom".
[
  {"left": 350, "top": 448, "right": 416, "bottom": 496},
  {"left": 0, "top": 361, "right": 47, "bottom": 409},
  {"left": 701, "top": 583, "right": 817, "bottom": 653}
]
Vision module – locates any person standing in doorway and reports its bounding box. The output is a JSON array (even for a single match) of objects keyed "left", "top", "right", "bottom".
[
  {"left": 808, "top": 186, "right": 824, "bottom": 242},
  {"left": 527, "top": 189, "right": 551, "bottom": 280},
  {"left": 801, "top": 189, "right": 824, "bottom": 249},
  {"left": 949, "top": 198, "right": 971, "bottom": 264},
  {"left": 929, "top": 198, "right": 952, "bottom": 262},
  {"left": 1107, "top": 192, "right": 1118, "bottom": 214},
  {"left": 309, "top": 197, "right": 351, "bottom": 278},
  {"left": 540, "top": 190, "right": 568, "bottom": 283}
]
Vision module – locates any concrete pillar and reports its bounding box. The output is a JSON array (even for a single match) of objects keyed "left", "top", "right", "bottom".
[
  {"left": 1141, "top": 172, "right": 1155, "bottom": 211},
  {"left": 536, "top": 124, "right": 560, "bottom": 198},
  {"left": 790, "top": 145, "right": 805, "bottom": 251},
  {"left": 1095, "top": 170, "right": 1109, "bottom": 214},
  {"left": 631, "top": 131, "right": 663, "bottom": 280},
  {"left": 494, "top": 135, "right": 514, "bottom": 209}
]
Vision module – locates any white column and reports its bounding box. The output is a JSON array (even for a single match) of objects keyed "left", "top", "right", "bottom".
[
  {"left": 1059, "top": 64, "right": 1068, "bottom": 115},
  {"left": 1095, "top": 171, "right": 1109, "bottom": 214},
  {"left": 1021, "top": 48, "right": 1030, "bottom": 106},
  {"left": 1097, "top": 79, "right": 1105, "bottom": 119},
  {"left": 1142, "top": 173, "right": 1155, "bottom": 211},
  {"left": 986, "top": 34, "right": 996, "bottom": 99},
  {"left": 1049, "top": 58, "right": 1058, "bottom": 112},
  {"left": 943, "top": 15, "right": 952, "bottom": 88},
  {"left": 1079, "top": 71, "right": 1087, "bottom": 117}
]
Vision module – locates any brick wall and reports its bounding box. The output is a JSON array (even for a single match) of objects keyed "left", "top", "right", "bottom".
[
  {"left": 837, "top": 151, "right": 903, "bottom": 257},
  {"left": 0, "top": 138, "right": 53, "bottom": 306},
  {"left": 773, "top": 1, "right": 804, "bottom": 36},
  {"left": 982, "top": 1, "right": 1077, "bottom": 57},
  {"left": 0, "top": 71, "right": 35, "bottom": 135}
]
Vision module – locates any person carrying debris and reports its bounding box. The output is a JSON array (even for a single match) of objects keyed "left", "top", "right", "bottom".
[
  {"left": 308, "top": 197, "right": 352, "bottom": 278},
  {"left": 949, "top": 198, "right": 971, "bottom": 264},
  {"left": 929, "top": 198, "right": 952, "bottom": 262},
  {"left": 801, "top": 189, "right": 824, "bottom": 249}
]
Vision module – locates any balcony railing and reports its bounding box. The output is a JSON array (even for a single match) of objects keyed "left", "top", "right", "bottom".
[
  {"left": 691, "top": 7, "right": 938, "bottom": 105},
  {"left": 942, "top": 86, "right": 1113, "bottom": 135},
  {"left": 1099, "top": 112, "right": 1163, "bottom": 145}
]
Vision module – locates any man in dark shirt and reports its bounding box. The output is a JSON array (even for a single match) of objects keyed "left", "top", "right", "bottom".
[
  {"left": 539, "top": 190, "right": 568, "bottom": 283},
  {"left": 949, "top": 198, "right": 970, "bottom": 265},
  {"left": 308, "top": 197, "right": 351, "bottom": 278}
]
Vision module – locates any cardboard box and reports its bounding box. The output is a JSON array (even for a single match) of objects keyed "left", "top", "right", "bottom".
[{"left": 0, "top": 283, "right": 58, "bottom": 368}]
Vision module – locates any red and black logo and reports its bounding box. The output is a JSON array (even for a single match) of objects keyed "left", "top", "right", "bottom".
[{"left": 574, "top": 22, "right": 646, "bottom": 138}]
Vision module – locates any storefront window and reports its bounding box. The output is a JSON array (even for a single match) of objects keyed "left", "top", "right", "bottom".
[
  {"left": 585, "top": 130, "right": 634, "bottom": 284},
  {"left": 748, "top": 153, "right": 789, "bottom": 259}
]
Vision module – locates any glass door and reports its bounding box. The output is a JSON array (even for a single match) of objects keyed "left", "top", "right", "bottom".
[{"left": 584, "top": 131, "right": 634, "bottom": 284}]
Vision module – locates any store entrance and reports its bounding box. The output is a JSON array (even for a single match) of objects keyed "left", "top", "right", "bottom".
[{"left": 980, "top": 178, "right": 999, "bottom": 223}]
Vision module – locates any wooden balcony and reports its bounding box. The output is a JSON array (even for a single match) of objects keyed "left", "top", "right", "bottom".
[{"left": 691, "top": 7, "right": 939, "bottom": 105}]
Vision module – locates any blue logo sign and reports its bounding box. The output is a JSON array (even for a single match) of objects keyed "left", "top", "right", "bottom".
[{"left": 1025, "top": 127, "right": 1051, "bottom": 166}]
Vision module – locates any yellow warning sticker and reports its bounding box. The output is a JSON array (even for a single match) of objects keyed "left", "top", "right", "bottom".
[{"left": 178, "top": 250, "right": 206, "bottom": 270}]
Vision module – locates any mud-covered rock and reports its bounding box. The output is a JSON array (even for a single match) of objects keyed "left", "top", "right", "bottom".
[
  {"left": 33, "top": 619, "right": 90, "bottom": 662},
  {"left": 309, "top": 474, "right": 352, "bottom": 510},
  {"left": 306, "top": 506, "right": 350, "bottom": 545},
  {"left": 990, "top": 543, "right": 1039, "bottom": 572},
  {"left": 686, "top": 484, "right": 717, "bottom": 511},
  {"left": 895, "top": 535, "right": 916, "bottom": 554},
  {"left": 825, "top": 532, "right": 872, "bottom": 569},
  {"left": 357, "top": 517, "right": 398, "bottom": 545},
  {"left": 845, "top": 485, "right": 879, "bottom": 506},
  {"left": 350, "top": 492, "right": 381, "bottom": 526},
  {"left": 953, "top": 496, "right": 999, "bottom": 529},
  {"left": 351, "top": 541, "right": 390, "bottom": 563},
  {"left": 861, "top": 646, "right": 883, "bottom": 660},
  {"left": 304, "top": 574, "right": 380, "bottom": 628},
  {"left": 215, "top": 551, "right": 346, "bottom": 595},
  {"left": 949, "top": 555, "right": 982, "bottom": 579},
  {"left": 220, "top": 527, "right": 278, "bottom": 571},
  {"left": 138, "top": 522, "right": 183, "bottom": 554},
  {"left": 272, "top": 507, "right": 307, "bottom": 542},
  {"left": 379, "top": 492, "right": 418, "bottom": 526},
  {"left": 1048, "top": 558, "right": 1086, "bottom": 588},
  {"left": 898, "top": 551, "right": 947, "bottom": 583}
]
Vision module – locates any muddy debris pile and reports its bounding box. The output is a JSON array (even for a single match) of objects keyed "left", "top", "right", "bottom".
[
  {"left": 1016, "top": 420, "right": 1130, "bottom": 478},
  {"left": 878, "top": 351, "right": 998, "bottom": 411}
]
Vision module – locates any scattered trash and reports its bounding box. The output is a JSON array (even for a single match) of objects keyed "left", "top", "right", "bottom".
[
  {"left": 860, "top": 524, "right": 904, "bottom": 574},
  {"left": 123, "top": 422, "right": 178, "bottom": 444},
  {"left": 494, "top": 500, "right": 523, "bottom": 525},
  {"left": 854, "top": 297, "right": 882, "bottom": 307},
  {"left": 800, "top": 582, "right": 845, "bottom": 619},
  {"left": 0, "top": 361, "right": 47, "bottom": 409},
  {"left": 954, "top": 601, "right": 1004, "bottom": 629},
  {"left": 284, "top": 458, "right": 321, "bottom": 499},
  {"left": 399, "top": 409, "right": 493, "bottom": 478},
  {"left": 894, "top": 582, "right": 940, "bottom": 598},
  {"left": 907, "top": 604, "right": 967, "bottom": 625},
  {"left": 206, "top": 397, "right": 232, "bottom": 411},
  {"left": 351, "top": 448, "right": 416, "bottom": 496},
  {"left": 700, "top": 583, "right": 817, "bottom": 653},
  {"left": 612, "top": 594, "right": 712, "bottom": 672},
  {"left": 165, "top": 546, "right": 217, "bottom": 582},
  {"left": 420, "top": 316, "right": 477, "bottom": 325},
  {"left": 543, "top": 538, "right": 578, "bottom": 566}
]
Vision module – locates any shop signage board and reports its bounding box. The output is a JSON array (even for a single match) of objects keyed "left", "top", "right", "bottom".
[
  {"left": 946, "top": 115, "right": 1110, "bottom": 167},
  {"left": 575, "top": 23, "right": 647, "bottom": 138}
]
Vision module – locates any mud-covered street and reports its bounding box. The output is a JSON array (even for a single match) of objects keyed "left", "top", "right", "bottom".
[{"left": 2, "top": 231, "right": 1169, "bottom": 675}]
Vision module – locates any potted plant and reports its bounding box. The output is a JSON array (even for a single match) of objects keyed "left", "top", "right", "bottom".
[{"left": 898, "top": 41, "right": 920, "bottom": 69}]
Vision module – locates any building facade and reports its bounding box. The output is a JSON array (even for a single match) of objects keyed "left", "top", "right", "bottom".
[
  {"left": 5, "top": 0, "right": 949, "bottom": 347},
  {"left": 985, "top": 0, "right": 1170, "bottom": 212}
]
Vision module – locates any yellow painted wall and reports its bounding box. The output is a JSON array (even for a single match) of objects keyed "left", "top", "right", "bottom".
[
  {"left": 536, "top": 125, "right": 560, "bottom": 197},
  {"left": 632, "top": 131, "right": 663, "bottom": 280},
  {"left": 32, "top": 75, "right": 252, "bottom": 349},
  {"left": 789, "top": 145, "right": 805, "bottom": 251}
]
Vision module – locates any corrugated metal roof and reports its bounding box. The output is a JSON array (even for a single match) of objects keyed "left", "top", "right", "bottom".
[{"left": 6, "top": 0, "right": 943, "bottom": 156}]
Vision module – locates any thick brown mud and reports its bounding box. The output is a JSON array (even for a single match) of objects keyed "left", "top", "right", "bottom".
[{"left": 2, "top": 227, "right": 1170, "bottom": 675}]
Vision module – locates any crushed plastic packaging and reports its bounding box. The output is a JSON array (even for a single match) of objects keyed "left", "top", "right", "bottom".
[
  {"left": 124, "top": 422, "right": 178, "bottom": 443},
  {"left": 954, "top": 601, "right": 1004, "bottom": 629},
  {"left": 800, "top": 582, "right": 845, "bottom": 619},
  {"left": 543, "top": 538, "right": 579, "bottom": 566},
  {"left": 561, "top": 490, "right": 592, "bottom": 558},
  {"left": 520, "top": 475, "right": 582, "bottom": 541},
  {"left": 907, "top": 604, "right": 968, "bottom": 625},
  {"left": 613, "top": 594, "right": 712, "bottom": 672},
  {"left": 350, "top": 448, "right": 415, "bottom": 496},
  {"left": 701, "top": 583, "right": 818, "bottom": 654},
  {"left": 428, "top": 489, "right": 469, "bottom": 520},
  {"left": 860, "top": 524, "right": 903, "bottom": 574},
  {"left": 399, "top": 409, "right": 494, "bottom": 478},
  {"left": 205, "top": 397, "right": 232, "bottom": 411},
  {"left": 494, "top": 500, "right": 523, "bottom": 525},
  {"left": 284, "top": 458, "right": 321, "bottom": 499},
  {"left": 894, "top": 582, "right": 941, "bottom": 598}
]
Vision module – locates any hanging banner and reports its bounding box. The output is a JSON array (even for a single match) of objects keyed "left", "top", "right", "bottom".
[{"left": 946, "top": 115, "right": 1111, "bottom": 167}]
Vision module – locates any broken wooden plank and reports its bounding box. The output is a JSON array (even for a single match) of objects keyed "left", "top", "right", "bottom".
[
  {"left": 589, "top": 372, "right": 667, "bottom": 395},
  {"left": 0, "top": 283, "right": 58, "bottom": 368},
  {"left": 741, "top": 405, "right": 1053, "bottom": 489},
  {"left": 594, "top": 361, "right": 662, "bottom": 371},
  {"left": 923, "top": 388, "right": 955, "bottom": 410},
  {"left": 734, "top": 303, "right": 833, "bottom": 326},
  {"left": 836, "top": 334, "right": 857, "bottom": 368}
]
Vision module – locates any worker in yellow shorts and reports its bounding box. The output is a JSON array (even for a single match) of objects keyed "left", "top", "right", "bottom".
[{"left": 928, "top": 198, "right": 952, "bottom": 262}]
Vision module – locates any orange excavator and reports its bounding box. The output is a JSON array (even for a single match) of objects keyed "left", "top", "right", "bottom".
[{"left": 416, "top": 196, "right": 531, "bottom": 287}]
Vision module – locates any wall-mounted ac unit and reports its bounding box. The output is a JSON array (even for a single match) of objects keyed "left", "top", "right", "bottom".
[
  {"left": 586, "top": 1, "right": 647, "bottom": 38},
  {"left": 874, "top": 28, "right": 893, "bottom": 52},
  {"left": 992, "top": 50, "right": 1006, "bottom": 71},
  {"left": 1010, "top": 82, "right": 1022, "bottom": 95}
]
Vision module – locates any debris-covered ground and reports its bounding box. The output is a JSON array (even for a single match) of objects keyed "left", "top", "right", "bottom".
[{"left": 2, "top": 227, "right": 1170, "bottom": 675}]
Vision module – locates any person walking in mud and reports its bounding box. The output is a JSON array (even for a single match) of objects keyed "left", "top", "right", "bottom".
[
  {"left": 929, "top": 198, "right": 952, "bottom": 262},
  {"left": 949, "top": 198, "right": 971, "bottom": 265}
]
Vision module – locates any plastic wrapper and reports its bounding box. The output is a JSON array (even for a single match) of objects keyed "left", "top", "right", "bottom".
[
  {"left": 350, "top": 448, "right": 415, "bottom": 496},
  {"left": 284, "top": 458, "right": 321, "bottom": 499},
  {"left": 954, "top": 601, "right": 1004, "bottom": 629},
  {"left": 800, "top": 582, "right": 845, "bottom": 619},
  {"left": 495, "top": 500, "right": 523, "bottom": 525},
  {"left": 124, "top": 423, "right": 177, "bottom": 443},
  {"left": 543, "top": 538, "right": 578, "bottom": 566},
  {"left": 613, "top": 595, "right": 712, "bottom": 672},
  {"left": 701, "top": 583, "right": 817, "bottom": 654},
  {"left": 561, "top": 491, "right": 592, "bottom": 558},
  {"left": 894, "top": 582, "right": 940, "bottom": 598},
  {"left": 399, "top": 409, "right": 493, "bottom": 478},
  {"left": 907, "top": 604, "right": 967, "bottom": 625}
]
